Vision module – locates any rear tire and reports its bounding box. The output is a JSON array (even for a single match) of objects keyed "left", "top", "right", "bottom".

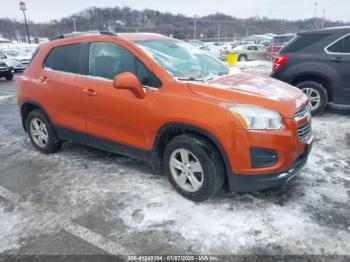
[
  {"left": 238, "top": 55, "right": 248, "bottom": 62},
  {"left": 163, "top": 134, "right": 225, "bottom": 202},
  {"left": 5, "top": 72, "right": 13, "bottom": 81},
  {"left": 297, "top": 81, "right": 328, "bottom": 115},
  {"left": 26, "top": 110, "right": 62, "bottom": 154}
]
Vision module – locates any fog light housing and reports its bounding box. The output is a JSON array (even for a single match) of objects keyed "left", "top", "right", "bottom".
[{"left": 250, "top": 148, "right": 278, "bottom": 168}]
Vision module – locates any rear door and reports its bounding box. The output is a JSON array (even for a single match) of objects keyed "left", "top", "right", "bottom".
[
  {"left": 41, "top": 43, "right": 89, "bottom": 143},
  {"left": 325, "top": 34, "right": 350, "bottom": 102}
]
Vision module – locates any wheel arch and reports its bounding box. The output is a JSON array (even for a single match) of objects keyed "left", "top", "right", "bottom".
[
  {"left": 151, "top": 122, "right": 231, "bottom": 177},
  {"left": 20, "top": 100, "right": 53, "bottom": 132},
  {"left": 290, "top": 73, "right": 334, "bottom": 101}
]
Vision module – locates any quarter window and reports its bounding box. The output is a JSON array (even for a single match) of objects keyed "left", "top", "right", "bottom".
[
  {"left": 327, "top": 35, "right": 350, "bottom": 54},
  {"left": 89, "top": 42, "right": 161, "bottom": 88}
]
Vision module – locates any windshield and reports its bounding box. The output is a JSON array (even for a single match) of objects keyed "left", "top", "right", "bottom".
[{"left": 136, "top": 39, "right": 229, "bottom": 81}]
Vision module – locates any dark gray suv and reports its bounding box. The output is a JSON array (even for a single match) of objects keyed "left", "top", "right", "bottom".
[{"left": 271, "top": 26, "right": 350, "bottom": 115}]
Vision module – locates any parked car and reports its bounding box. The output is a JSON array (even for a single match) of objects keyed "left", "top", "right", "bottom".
[
  {"left": 17, "top": 32, "right": 312, "bottom": 202},
  {"left": 271, "top": 26, "right": 350, "bottom": 115},
  {"left": 267, "top": 34, "right": 295, "bottom": 60},
  {"left": 223, "top": 44, "right": 267, "bottom": 61},
  {"left": 0, "top": 49, "right": 26, "bottom": 72},
  {"left": 3, "top": 49, "right": 32, "bottom": 66},
  {"left": 0, "top": 61, "right": 14, "bottom": 80}
]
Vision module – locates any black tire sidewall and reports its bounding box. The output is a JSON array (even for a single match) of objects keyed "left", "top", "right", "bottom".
[
  {"left": 5, "top": 72, "right": 14, "bottom": 81},
  {"left": 26, "top": 110, "right": 61, "bottom": 154},
  {"left": 297, "top": 81, "right": 328, "bottom": 115},
  {"left": 163, "top": 135, "right": 223, "bottom": 202},
  {"left": 238, "top": 55, "right": 247, "bottom": 61}
]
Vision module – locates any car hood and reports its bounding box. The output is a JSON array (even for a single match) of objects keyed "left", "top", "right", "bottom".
[{"left": 187, "top": 73, "right": 308, "bottom": 118}]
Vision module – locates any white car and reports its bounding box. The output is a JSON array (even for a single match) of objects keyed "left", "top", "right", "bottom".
[
  {"left": 223, "top": 44, "right": 268, "bottom": 61},
  {"left": 3, "top": 49, "right": 32, "bottom": 66},
  {"left": 0, "top": 50, "right": 26, "bottom": 72}
]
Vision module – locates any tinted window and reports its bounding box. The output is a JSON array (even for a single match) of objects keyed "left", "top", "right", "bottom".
[
  {"left": 44, "top": 49, "right": 55, "bottom": 69},
  {"left": 273, "top": 35, "right": 295, "bottom": 43},
  {"left": 53, "top": 44, "right": 81, "bottom": 73},
  {"left": 327, "top": 35, "right": 350, "bottom": 53},
  {"left": 283, "top": 34, "right": 329, "bottom": 53},
  {"left": 89, "top": 42, "right": 161, "bottom": 88},
  {"left": 247, "top": 46, "right": 258, "bottom": 51}
]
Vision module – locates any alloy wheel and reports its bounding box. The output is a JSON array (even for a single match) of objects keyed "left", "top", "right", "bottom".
[
  {"left": 302, "top": 87, "right": 321, "bottom": 112},
  {"left": 30, "top": 118, "right": 49, "bottom": 148},
  {"left": 169, "top": 148, "right": 204, "bottom": 193}
]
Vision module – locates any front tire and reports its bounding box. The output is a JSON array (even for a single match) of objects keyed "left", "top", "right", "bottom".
[
  {"left": 297, "top": 81, "right": 328, "bottom": 115},
  {"left": 26, "top": 110, "right": 62, "bottom": 154},
  {"left": 238, "top": 54, "right": 248, "bottom": 62},
  {"left": 5, "top": 72, "right": 14, "bottom": 81},
  {"left": 163, "top": 134, "right": 225, "bottom": 202}
]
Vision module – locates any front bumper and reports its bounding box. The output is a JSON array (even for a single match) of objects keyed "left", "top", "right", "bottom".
[
  {"left": 0, "top": 67, "right": 13, "bottom": 76},
  {"left": 228, "top": 142, "right": 312, "bottom": 192}
]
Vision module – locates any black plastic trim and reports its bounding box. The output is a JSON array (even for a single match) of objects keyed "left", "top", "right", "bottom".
[
  {"left": 20, "top": 100, "right": 54, "bottom": 132},
  {"left": 153, "top": 123, "right": 232, "bottom": 174},
  {"left": 54, "top": 125, "right": 150, "bottom": 162},
  {"left": 228, "top": 143, "right": 312, "bottom": 192},
  {"left": 250, "top": 148, "right": 278, "bottom": 168}
]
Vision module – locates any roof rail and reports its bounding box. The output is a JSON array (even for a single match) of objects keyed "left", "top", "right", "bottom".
[{"left": 50, "top": 31, "right": 117, "bottom": 41}]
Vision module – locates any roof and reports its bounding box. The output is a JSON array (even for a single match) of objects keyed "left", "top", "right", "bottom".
[
  {"left": 118, "top": 33, "right": 172, "bottom": 41},
  {"left": 49, "top": 31, "right": 171, "bottom": 43},
  {"left": 299, "top": 26, "right": 350, "bottom": 35}
]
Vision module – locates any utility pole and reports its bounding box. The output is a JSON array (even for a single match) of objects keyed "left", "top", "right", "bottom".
[
  {"left": 322, "top": 9, "right": 326, "bottom": 28},
  {"left": 314, "top": 2, "right": 318, "bottom": 17},
  {"left": 217, "top": 24, "right": 221, "bottom": 39},
  {"left": 19, "top": 1, "right": 31, "bottom": 44},
  {"left": 73, "top": 17, "right": 77, "bottom": 32},
  {"left": 193, "top": 18, "right": 197, "bottom": 39}
]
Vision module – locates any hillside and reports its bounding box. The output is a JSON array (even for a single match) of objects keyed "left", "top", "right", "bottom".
[{"left": 0, "top": 6, "right": 348, "bottom": 41}]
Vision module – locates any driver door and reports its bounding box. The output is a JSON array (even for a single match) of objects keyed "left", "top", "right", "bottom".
[{"left": 78, "top": 41, "right": 162, "bottom": 154}]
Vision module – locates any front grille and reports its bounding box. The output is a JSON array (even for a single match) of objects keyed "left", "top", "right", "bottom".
[
  {"left": 297, "top": 122, "right": 312, "bottom": 141},
  {"left": 295, "top": 104, "right": 311, "bottom": 121}
]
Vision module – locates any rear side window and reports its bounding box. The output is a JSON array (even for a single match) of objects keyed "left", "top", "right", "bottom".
[
  {"left": 89, "top": 42, "right": 162, "bottom": 88},
  {"left": 43, "top": 44, "right": 82, "bottom": 74},
  {"left": 283, "top": 34, "right": 329, "bottom": 53},
  {"left": 53, "top": 44, "right": 81, "bottom": 73},
  {"left": 327, "top": 35, "right": 350, "bottom": 54}
]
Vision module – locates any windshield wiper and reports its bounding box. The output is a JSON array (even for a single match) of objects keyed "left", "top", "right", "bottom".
[{"left": 176, "top": 77, "right": 203, "bottom": 82}]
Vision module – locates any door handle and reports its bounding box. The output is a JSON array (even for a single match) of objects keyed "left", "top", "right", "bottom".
[
  {"left": 83, "top": 88, "right": 97, "bottom": 97},
  {"left": 330, "top": 57, "right": 344, "bottom": 63},
  {"left": 39, "top": 76, "right": 49, "bottom": 83}
]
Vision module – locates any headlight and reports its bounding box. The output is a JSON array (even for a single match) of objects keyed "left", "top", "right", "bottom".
[{"left": 229, "top": 105, "right": 285, "bottom": 130}]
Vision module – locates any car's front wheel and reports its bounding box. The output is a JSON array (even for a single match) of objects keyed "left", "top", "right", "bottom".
[
  {"left": 297, "top": 81, "right": 328, "bottom": 115},
  {"left": 163, "top": 134, "right": 225, "bottom": 202},
  {"left": 238, "top": 54, "right": 248, "bottom": 62},
  {"left": 26, "top": 110, "right": 62, "bottom": 154},
  {"left": 5, "top": 72, "right": 14, "bottom": 81}
]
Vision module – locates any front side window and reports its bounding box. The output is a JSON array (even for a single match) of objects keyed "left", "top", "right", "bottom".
[
  {"left": 136, "top": 39, "right": 229, "bottom": 81},
  {"left": 327, "top": 35, "right": 350, "bottom": 54},
  {"left": 89, "top": 42, "right": 161, "bottom": 87}
]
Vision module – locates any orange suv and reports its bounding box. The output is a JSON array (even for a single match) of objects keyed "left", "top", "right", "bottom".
[{"left": 17, "top": 32, "right": 313, "bottom": 202}]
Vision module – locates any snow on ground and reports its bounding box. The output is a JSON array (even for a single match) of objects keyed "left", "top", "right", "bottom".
[{"left": 0, "top": 73, "right": 349, "bottom": 255}]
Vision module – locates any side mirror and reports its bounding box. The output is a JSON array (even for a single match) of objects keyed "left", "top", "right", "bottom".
[{"left": 113, "top": 72, "right": 146, "bottom": 99}]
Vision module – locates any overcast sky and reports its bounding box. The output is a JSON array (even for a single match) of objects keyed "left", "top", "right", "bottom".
[{"left": 1, "top": 0, "right": 350, "bottom": 23}]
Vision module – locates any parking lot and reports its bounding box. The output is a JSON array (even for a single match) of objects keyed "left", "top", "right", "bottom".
[{"left": 0, "top": 69, "right": 350, "bottom": 256}]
